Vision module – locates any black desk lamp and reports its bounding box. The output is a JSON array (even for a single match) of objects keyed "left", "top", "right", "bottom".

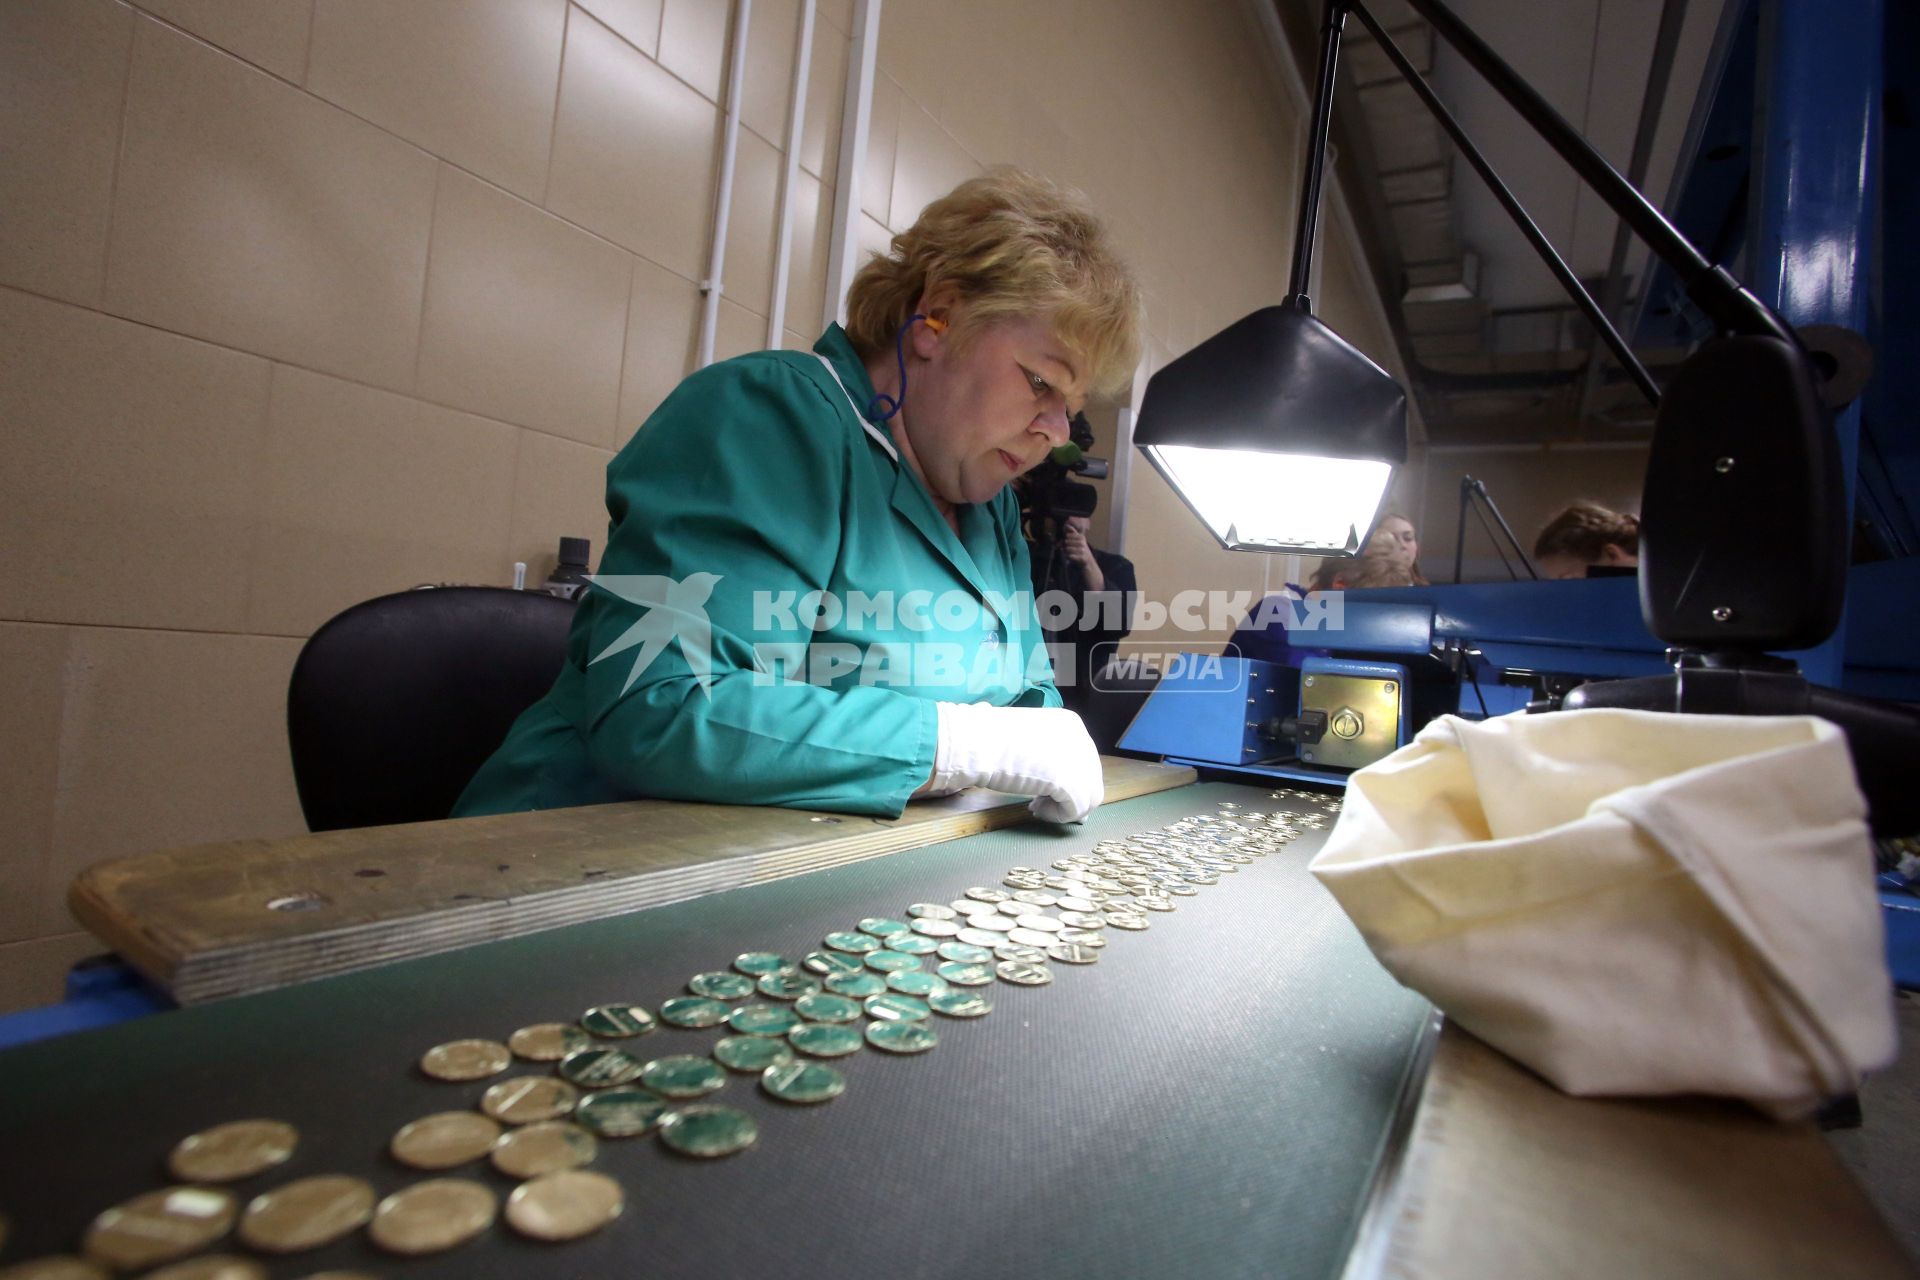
[{"left": 1139, "top": 0, "right": 1916, "bottom": 833}]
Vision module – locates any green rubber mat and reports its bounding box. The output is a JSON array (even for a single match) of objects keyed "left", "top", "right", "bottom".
[{"left": 0, "top": 781, "right": 1431, "bottom": 1278}]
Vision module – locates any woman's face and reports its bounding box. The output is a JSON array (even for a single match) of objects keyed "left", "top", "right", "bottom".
[
  {"left": 1379, "top": 516, "right": 1418, "bottom": 566},
  {"left": 900, "top": 312, "right": 1082, "bottom": 507}
]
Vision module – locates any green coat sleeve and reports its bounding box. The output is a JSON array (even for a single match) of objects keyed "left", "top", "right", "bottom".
[{"left": 578, "top": 357, "right": 938, "bottom": 817}]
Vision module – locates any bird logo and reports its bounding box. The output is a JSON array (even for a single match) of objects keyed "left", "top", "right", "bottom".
[{"left": 586, "top": 573, "right": 724, "bottom": 696}]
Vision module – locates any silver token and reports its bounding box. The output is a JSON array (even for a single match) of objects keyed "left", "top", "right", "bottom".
[
  {"left": 1013, "top": 914, "right": 1062, "bottom": 933},
  {"left": 864, "top": 994, "right": 931, "bottom": 1022},
  {"left": 1137, "top": 896, "right": 1176, "bottom": 913},
  {"left": 964, "top": 887, "right": 1010, "bottom": 904},
  {"left": 1011, "top": 890, "right": 1058, "bottom": 906},
  {"left": 955, "top": 928, "right": 1004, "bottom": 947},
  {"left": 857, "top": 917, "right": 910, "bottom": 937},
  {"left": 787, "top": 1022, "right": 864, "bottom": 1058},
  {"left": 794, "top": 992, "right": 863, "bottom": 1024},
  {"left": 1056, "top": 895, "right": 1098, "bottom": 912},
  {"left": 659, "top": 997, "right": 733, "bottom": 1028},
  {"left": 1006, "top": 928, "right": 1057, "bottom": 947},
  {"left": 884, "top": 934, "right": 939, "bottom": 955},
  {"left": 886, "top": 971, "right": 945, "bottom": 997},
  {"left": 863, "top": 951, "right": 921, "bottom": 973},
  {"left": 909, "top": 918, "right": 962, "bottom": 938},
  {"left": 965, "top": 914, "right": 1017, "bottom": 933},
  {"left": 823, "top": 931, "right": 880, "bottom": 954},
  {"left": 1058, "top": 911, "right": 1106, "bottom": 929},
  {"left": 802, "top": 950, "right": 863, "bottom": 976},
  {"left": 1165, "top": 884, "right": 1199, "bottom": 898},
  {"left": 1103, "top": 913, "right": 1150, "bottom": 931},
  {"left": 757, "top": 972, "right": 821, "bottom": 1000},
  {"left": 733, "top": 951, "right": 792, "bottom": 975},
  {"left": 825, "top": 971, "right": 887, "bottom": 997},
  {"left": 1057, "top": 929, "right": 1106, "bottom": 948},
  {"left": 865, "top": 1021, "right": 938, "bottom": 1054},
  {"left": 1047, "top": 943, "right": 1100, "bottom": 965},
  {"left": 907, "top": 902, "right": 959, "bottom": 920},
  {"left": 935, "top": 961, "right": 995, "bottom": 986},
  {"left": 994, "top": 942, "right": 1047, "bottom": 963},
  {"left": 928, "top": 989, "right": 992, "bottom": 1018},
  {"left": 995, "top": 961, "right": 1053, "bottom": 986},
  {"left": 689, "top": 972, "right": 756, "bottom": 1000},
  {"left": 937, "top": 941, "right": 994, "bottom": 964},
  {"left": 948, "top": 898, "right": 983, "bottom": 915}
]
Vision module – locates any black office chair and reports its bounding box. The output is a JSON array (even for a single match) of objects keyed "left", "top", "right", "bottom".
[{"left": 287, "top": 586, "right": 579, "bottom": 832}]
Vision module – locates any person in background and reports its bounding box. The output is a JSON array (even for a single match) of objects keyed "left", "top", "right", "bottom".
[
  {"left": 1038, "top": 513, "right": 1136, "bottom": 713},
  {"left": 1375, "top": 512, "right": 1430, "bottom": 585},
  {"left": 1532, "top": 500, "right": 1641, "bottom": 579},
  {"left": 1305, "top": 529, "right": 1417, "bottom": 592}
]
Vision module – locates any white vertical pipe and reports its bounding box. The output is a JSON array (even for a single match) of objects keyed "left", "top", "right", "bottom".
[
  {"left": 822, "top": 0, "right": 880, "bottom": 332},
  {"left": 697, "top": 0, "right": 755, "bottom": 368},
  {"left": 766, "top": 0, "right": 817, "bottom": 349}
]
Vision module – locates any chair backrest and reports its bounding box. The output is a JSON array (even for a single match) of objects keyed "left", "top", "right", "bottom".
[{"left": 287, "top": 586, "right": 578, "bottom": 832}]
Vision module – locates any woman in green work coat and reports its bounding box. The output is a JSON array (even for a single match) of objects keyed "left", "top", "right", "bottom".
[{"left": 455, "top": 169, "right": 1141, "bottom": 824}]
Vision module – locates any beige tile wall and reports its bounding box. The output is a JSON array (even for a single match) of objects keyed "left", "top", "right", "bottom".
[{"left": 0, "top": 0, "right": 1400, "bottom": 1013}]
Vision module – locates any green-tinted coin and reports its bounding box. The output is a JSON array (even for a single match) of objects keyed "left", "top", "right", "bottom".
[
  {"left": 866, "top": 1021, "right": 938, "bottom": 1054},
  {"left": 658, "top": 997, "right": 732, "bottom": 1028},
  {"left": 856, "top": 917, "right": 910, "bottom": 937},
  {"left": 787, "top": 1023, "right": 864, "bottom": 1058},
  {"left": 579, "top": 1004, "right": 655, "bottom": 1038},
  {"left": 556, "top": 1047, "right": 643, "bottom": 1089},
  {"left": 802, "top": 949, "right": 863, "bottom": 976},
  {"left": 760, "top": 1061, "right": 846, "bottom": 1105},
  {"left": 638, "top": 1055, "right": 727, "bottom": 1099},
  {"left": 929, "top": 988, "right": 993, "bottom": 1018},
  {"left": 712, "top": 1035, "right": 796, "bottom": 1073},
  {"left": 822, "top": 931, "right": 880, "bottom": 954},
  {"left": 886, "top": 971, "right": 945, "bottom": 997},
  {"left": 863, "top": 994, "right": 930, "bottom": 1022},
  {"left": 937, "top": 941, "right": 994, "bottom": 964},
  {"left": 733, "top": 951, "right": 792, "bottom": 976},
  {"left": 824, "top": 972, "right": 887, "bottom": 998},
  {"left": 793, "top": 992, "right": 862, "bottom": 1023},
  {"left": 863, "top": 951, "right": 920, "bottom": 973},
  {"left": 657, "top": 1105, "right": 758, "bottom": 1157},
  {"left": 728, "top": 1004, "right": 802, "bottom": 1036},
  {"left": 884, "top": 933, "right": 939, "bottom": 955},
  {"left": 756, "top": 972, "right": 821, "bottom": 1001},
  {"left": 995, "top": 960, "right": 1053, "bottom": 986},
  {"left": 688, "top": 972, "right": 756, "bottom": 1000},
  {"left": 574, "top": 1088, "right": 670, "bottom": 1137},
  {"left": 935, "top": 961, "right": 995, "bottom": 986}
]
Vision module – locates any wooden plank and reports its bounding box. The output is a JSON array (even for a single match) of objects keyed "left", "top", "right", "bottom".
[
  {"left": 68, "top": 757, "right": 1195, "bottom": 1005},
  {"left": 1360, "top": 1023, "right": 1917, "bottom": 1280}
]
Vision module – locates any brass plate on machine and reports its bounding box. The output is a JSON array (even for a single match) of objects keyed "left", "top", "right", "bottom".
[{"left": 1299, "top": 674, "right": 1401, "bottom": 770}]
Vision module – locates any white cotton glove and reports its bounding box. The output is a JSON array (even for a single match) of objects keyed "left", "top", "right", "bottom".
[{"left": 931, "top": 702, "right": 1105, "bottom": 823}]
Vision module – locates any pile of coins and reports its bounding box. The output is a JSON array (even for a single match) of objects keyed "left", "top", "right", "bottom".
[{"left": 0, "top": 796, "right": 1330, "bottom": 1276}]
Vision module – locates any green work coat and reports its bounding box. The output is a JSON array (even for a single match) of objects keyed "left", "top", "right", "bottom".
[{"left": 453, "top": 325, "right": 1060, "bottom": 820}]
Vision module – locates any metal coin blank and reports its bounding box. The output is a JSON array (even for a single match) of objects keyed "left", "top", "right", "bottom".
[
  {"left": 794, "top": 992, "right": 863, "bottom": 1023},
  {"left": 866, "top": 1021, "right": 939, "bottom": 1054},
  {"left": 937, "top": 940, "right": 993, "bottom": 964},
  {"left": 1047, "top": 943, "right": 1100, "bottom": 965},
  {"left": 391, "top": 1111, "right": 502, "bottom": 1170},
  {"left": 508, "top": 1023, "right": 591, "bottom": 1062},
  {"left": 1011, "top": 890, "right": 1058, "bottom": 906},
  {"left": 640, "top": 1055, "right": 728, "bottom": 1098},
  {"left": 237, "top": 1176, "right": 375, "bottom": 1253},
  {"left": 368, "top": 1178, "right": 496, "bottom": 1256},
  {"left": 955, "top": 927, "right": 1004, "bottom": 947},
  {"left": 168, "top": 1119, "right": 297, "bottom": 1183},
  {"left": 908, "top": 917, "right": 961, "bottom": 938},
  {"left": 802, "top": 948, "right": 865, "bottom": 975},
  {"left": 994, "top": 961, "right": 1053, "bottom": 986},
  {"left": 948, "top": 898, "right": 987, "bottom": 915},
  {"left": 965, "top": 913, "right": 1018, "bottom": 932},
  {"left": 659, "top": 996, "right": 733, "bottom": 1028},
  {"left": 574, "top": 1087, "right": 672, "bottom": 1137},
  {"left": 863, "top": 950, "right": 920, "bottom": 973},
  {"left": 1102, "top": 913, "right": 1150, "bottom": 931},
  {"left": 418, "top": 1039, "right": 511, "bottom": 1082},
  {"left": 1006, "top": 928, "right": 1057, "bottom": 947},
  {"left": 134, "top": 1253, "right": 265, "bottom": 1279},
  {"left": 964, "top": 887, "right": 1010, "bottom": 903},
  {"left": 689, "top": 971, "right": 757, "bottom": 1000},
  {"left": 935, "top": 961, "right": 995, "bottom": 986},
  {"left": 824, "top": 971, "right": 887, "bottom": 997},
  {"left": 906, "top": 902, "right": 959, "bottom": 920},
  {"left": 557, "top": 1046, "right": 643, "bottom": 1089},
  {"left": 489, "top": 1121, "right": 596, "bottom": 1180},
  {"left": 757, "top": 972, "right": 821, "bottom": 1000},
  {"left": 857, "top": 916, "right": 910, "bottom": 936},
  {"left": 787, "top": 1022, "right": 864, "bottom": 1058},
  {"left": 863, "top": 993, "right": 931, "bottom": 1022},
  {"left": 728, "top": 1004, "right": 802, "bottom": 1036},
  {"left": 884, "top": 933, "right": 939, "bottom": 955},
  {"left": 1057, "top": 929, "right": 1106, "bottom": 947},
  {"left": 657, "top": 1104, "right": 759, "bottom": 1156},
  {"left": 885, "top": 971, "right": 945, "bottom": 997},
  {"left": 993, "top": 942, "right": 1048, "bottom": 963},
  {"left": 928, "top": 988, "right": 993, "bottom": 1018},
  {"left": 580, "top": 1003, "right": 657, "bottom": 1037},
  {"left": 1137, "top": 896, "right": 1177, "bottom": 912},
  {"left": 823, "top": 930, "right": 881, "bottom": 953},
  {"left": 733, "top": 951, "right": 792, "bottom": 975},
  {"left": 1057, "top": 911, "right": 1106, "bottom": 930},
  {"left": 480, "top": 1077, "right": 579, "bottom": 1125},
  {"left": 761, "top": 1060, "right": 847, "bottom": 1105},
  {"left": 84, "top": 1187, "right": 238, "bottom": 1271},
  {"left": 1013, "top": 914, "right": 1063, "bottom": 933},
  {"left": 504, "top": 1170, "right": 622, "bottom": 1241},
  {"left": 712, "top": 1035, "right": 795, "bottom": 1074}
]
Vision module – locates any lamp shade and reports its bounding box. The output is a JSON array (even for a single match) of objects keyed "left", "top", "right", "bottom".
[{"left": 1135, "top": 303, "right": 1408, "bottom": 554}]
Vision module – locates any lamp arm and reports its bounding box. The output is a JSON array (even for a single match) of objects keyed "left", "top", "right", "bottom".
[
  {"left": 1452, "top": 475, "right": 1539, "bottom": 582},
  {"left": 1396, "top": 0, "right": 1797, "bottom": 348},
  {"left": 1349, "top": 3, "right": 1661, "bottom": 408},
  {"left": 1286, "top": 0, "right": 1350, "bottom": 309}
]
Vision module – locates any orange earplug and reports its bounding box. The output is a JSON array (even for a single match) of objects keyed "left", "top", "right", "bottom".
[{"left": 923, "top": 316, "right": 948, "bottom": 334}]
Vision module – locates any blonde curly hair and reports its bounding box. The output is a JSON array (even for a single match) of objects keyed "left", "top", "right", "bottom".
[{"left": 845, "top": 168, "right": 1142, "bottom": 398}]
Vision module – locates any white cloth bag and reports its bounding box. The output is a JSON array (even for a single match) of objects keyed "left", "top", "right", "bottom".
[{"left": 1309, "top": 709, "right": 1896, "bottom": 1118}]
